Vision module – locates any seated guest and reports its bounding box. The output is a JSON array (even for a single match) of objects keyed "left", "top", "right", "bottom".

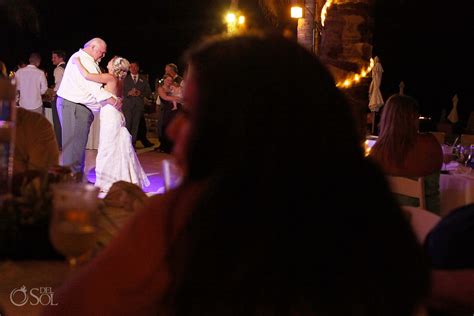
[
  {"left": 369, "top": 94, "right": 443, "bottom": 213},
  {"left": 425, "top": 203, "right": 474, "bottom": 315},
  {"left": 429, "top": 270, "right": 474, "bottom": 316},
  {"left": 14, "top": 107, "right": 60, "bottom": 174},
  {"left": 42, "top": 33, "right": 429, "bottom": 316}
]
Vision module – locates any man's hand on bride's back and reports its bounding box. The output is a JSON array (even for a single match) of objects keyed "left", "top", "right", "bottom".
[
  {"left": 114, "top": 97, "right": 123, "bottom": 111},
  {"left": 100, "top": 96, "right": 122, "bottom": 110}
]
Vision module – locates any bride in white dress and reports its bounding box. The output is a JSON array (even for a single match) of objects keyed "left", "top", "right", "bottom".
[{"left": 72, "top": 56, "right": 150, "bottom": 193}]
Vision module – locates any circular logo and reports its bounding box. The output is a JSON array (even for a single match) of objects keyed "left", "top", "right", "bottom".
[{"left": 10, "top": 285, "right": 28, "bottom": 307}]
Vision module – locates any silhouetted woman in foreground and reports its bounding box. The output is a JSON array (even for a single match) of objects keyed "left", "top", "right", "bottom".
[{"left": 43, "top": 33, "right": 429, "bottom": 316}]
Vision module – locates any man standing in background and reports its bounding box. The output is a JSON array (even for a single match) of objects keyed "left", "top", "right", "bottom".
[
  {"left": 122, "top": 61, "right": 153, "bottom": 148},
  {"left": 165, "top": 63, "right": 183, "bottom": 86},
  {"left": 51, "top": 49, "right": 67, "bottom": 149},
  {"left": 15, "top": 52, "right": 48, "bottom": 114}
]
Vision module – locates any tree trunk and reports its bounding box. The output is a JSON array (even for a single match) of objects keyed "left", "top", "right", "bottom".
[{"left": 297, "top": 0, "right": 316, "bottom": 53}]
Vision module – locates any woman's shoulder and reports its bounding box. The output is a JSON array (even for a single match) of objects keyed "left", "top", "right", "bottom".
[
  {"left": 417, "top": 133, "right": 443, "bottom": 154},
  {"left": 410, "top": 133, "right": 443, "bottom": 175},
  {"left": 418, "top": 132, "right": 440, "bottom": 144}
]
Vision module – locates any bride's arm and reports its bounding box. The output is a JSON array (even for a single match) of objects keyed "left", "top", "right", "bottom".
[
  {"left": 99, "top": 95, "right": 122, "bottom": 110},
  {"left": 72, "top": 57, "right": 113, "bottom": 85}
]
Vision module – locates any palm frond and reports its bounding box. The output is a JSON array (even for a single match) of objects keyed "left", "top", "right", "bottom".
[{"left": 257, "top": 0, "right": 291, "bottom": 26}]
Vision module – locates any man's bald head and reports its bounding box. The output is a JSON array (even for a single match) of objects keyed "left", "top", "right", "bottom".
[{"left": 83, "top": 37, "right": 107, "bottom": 62}]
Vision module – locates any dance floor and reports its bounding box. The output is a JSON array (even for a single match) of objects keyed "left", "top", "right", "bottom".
[{"left": 84, "top": 141, "right": 180, "bottom": 196}]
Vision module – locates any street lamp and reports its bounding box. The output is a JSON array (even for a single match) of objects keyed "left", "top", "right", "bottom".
[
  {"left": 290, "top": 6, "right": 303, "bottom": 19},
  {"left": 225, "top": 11, "right": 246, "bottom": 34},
  {"left": 225, "top": 0, "right": 246, "bottom": 35}
]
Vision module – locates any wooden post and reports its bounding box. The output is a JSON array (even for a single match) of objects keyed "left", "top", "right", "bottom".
[{"left": 371, "top": 112, "right": 375, "bottom": 134}]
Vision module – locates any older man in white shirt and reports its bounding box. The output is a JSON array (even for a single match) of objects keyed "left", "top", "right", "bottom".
[
  {"left": 57, "top": 37, "right": 121, "bottom": 178},
  {"left": 15, "top": 53, "right": 48, "bottom": 114}
]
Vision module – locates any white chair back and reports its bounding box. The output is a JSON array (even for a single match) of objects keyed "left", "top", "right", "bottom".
[
  {"left": 402, "top": 206, "right": 441, "bottom": 244},
  {"left": 386, "top": 175, "right": 426, "bottom": 209},
  {"left": 430, "top": 131, "right": 446, "bottom": 145},
  {"left": 460, "top": 134, "right": 474, "bottom": 146}
]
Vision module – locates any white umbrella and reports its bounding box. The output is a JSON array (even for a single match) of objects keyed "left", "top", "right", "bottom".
[
  {"left": 369, "top": 56, "right": 384, "bottom": 133},
  {"left": 399, "top": 81, "right": 405, "bottom": 95},
  {"left": 447, "top": 94, "right": 459, "bottom": 124}
]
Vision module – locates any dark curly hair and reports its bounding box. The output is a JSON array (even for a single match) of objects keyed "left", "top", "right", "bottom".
[{"left": 163, "top": 32, "right": 429, "bottom": 316}]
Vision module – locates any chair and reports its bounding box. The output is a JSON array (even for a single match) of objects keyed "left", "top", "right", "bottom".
[
  {"left": 466, "top": 111, "right": 474, "bottom": 134},
  {"left": 386, "top": 175, "right": 426, "bottom": 209},
  {"left": 430, "top": 131, "right": 446, "bottom": 145},
  {"left": 402, "top": 206, "right": 441, "bottom": 244},
  {"left": 144, "top": 113, "right": 160, "bottom": 134},
  {"left": 460, "top": 134, "right": 474, "bottom": 146}
]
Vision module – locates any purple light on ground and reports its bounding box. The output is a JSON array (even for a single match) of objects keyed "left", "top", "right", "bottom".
[
  {"left": 143, "top": 174, "right": 165, "bottom": 194},
  {"left": 87, "top": 167, "right": 166, "bottom": 195},
  {"left": 87, "top": 167, "right": 97, "bottom": 184}
]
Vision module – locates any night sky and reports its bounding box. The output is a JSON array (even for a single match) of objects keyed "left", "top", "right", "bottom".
[{"left": 1, "top": 0, "right": 472, "bottom": 124}]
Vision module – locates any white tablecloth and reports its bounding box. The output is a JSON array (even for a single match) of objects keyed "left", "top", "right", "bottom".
[
  {"left": 86, "top": 109, "right": 100, "bottom": 150},
  {"left": 440, "top": 172, "right": 474, "bottom": 215}
]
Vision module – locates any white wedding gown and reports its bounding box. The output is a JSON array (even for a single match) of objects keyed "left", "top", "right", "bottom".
[{"left": 95, "top": 104, "right": 150, "bottom": 193}]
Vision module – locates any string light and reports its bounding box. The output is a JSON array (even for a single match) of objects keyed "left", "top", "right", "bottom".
[
  {"left": 336, "top": 58, "right": 375, "bottom": 89},
  {"left": 321, "top": 0, "right": 374, "bottom": 89},
  {"left": 321, "top": 0, "right": 334, "bottom": 27}
]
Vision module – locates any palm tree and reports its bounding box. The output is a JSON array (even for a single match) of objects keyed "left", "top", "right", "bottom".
[{"left": 258, "top": 0, "right": 291, "bottom": 26}]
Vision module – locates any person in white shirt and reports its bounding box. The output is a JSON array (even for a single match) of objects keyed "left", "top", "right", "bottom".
[
  {"left": 14, "top": 52, "right": 48, "bottom": 114},
  {"left": 56, "top": 37, "right": 122, "bottom": 178},
  {"left": 51, "top": 49, "right": 66, "bottom": 149}
]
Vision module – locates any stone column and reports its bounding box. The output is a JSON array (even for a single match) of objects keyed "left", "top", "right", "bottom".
[{"left": 318, "top": 0, "right": 375, "bottom": 140}]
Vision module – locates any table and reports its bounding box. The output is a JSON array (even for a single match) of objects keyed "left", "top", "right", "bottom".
[
  {"left": 86, "top": 109, "right": 100, "bottom": 150},
  {"left": 440, "top": 172, "right": 474, "bottom": 216},
  {"left": 0, "top": 260, "right": 73, "bottom": 316}
]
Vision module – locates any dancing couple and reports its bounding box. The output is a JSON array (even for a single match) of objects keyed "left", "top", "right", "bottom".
[{"left": 57, "top": 37, "right": 149, "bottom": 193}]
